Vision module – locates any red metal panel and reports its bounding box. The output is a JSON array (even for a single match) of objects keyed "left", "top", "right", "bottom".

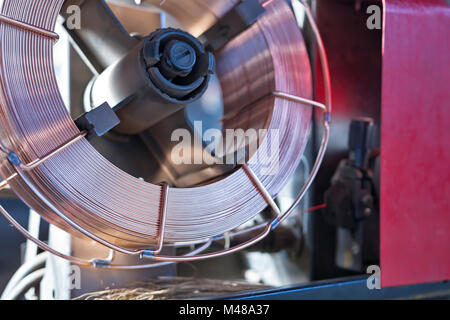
[{"left": 381, "top": 0, "right": 450, "bottom": 287}]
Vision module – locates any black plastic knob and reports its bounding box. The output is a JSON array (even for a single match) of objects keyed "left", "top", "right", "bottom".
[
  {"left": 142, "top": 28, "right": 214, "bottom": 101},
  {"left": 160, "top": 40, "right": 197, "bottom": 79}
]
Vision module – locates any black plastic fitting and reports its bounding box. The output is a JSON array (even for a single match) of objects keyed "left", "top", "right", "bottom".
[{"left": 143, "top": 28, "right": 214, "bottom": 101}]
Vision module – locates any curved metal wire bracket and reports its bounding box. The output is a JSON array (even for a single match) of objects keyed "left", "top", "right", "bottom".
[
  {"left": 141, "top": 182, "right": 169, "bottom": 257},
  {"left": 0, "top": 131, "right": 87, "bottom": 185},
  {"left": 242, "top": 164, "right": 281, "bottom": 218},
  {"left": 0, "top": 0, "right": 331, "bottom": 268},
  {"left": 0, "top": 13, "right": 59, "bottom": 42},
  {"left": 0, "top": 201, "right": 213, "bottom": 269}
]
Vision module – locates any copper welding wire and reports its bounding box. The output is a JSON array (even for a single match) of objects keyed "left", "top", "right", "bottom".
[{"left": 0, "top": 0, "right": 312, "bottom": 249}]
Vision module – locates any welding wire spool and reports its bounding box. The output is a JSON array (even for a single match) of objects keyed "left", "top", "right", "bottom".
[{"left": 0, "top": 0, "right": 329, "bottom": 262}]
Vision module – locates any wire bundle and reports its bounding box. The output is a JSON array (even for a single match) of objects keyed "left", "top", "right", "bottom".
[{"left": 0, "top": 0, "right": 312, "bottom": 249}]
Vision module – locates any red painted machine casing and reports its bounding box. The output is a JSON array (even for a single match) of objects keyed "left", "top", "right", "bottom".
[{"left": 380, "top": 0, "right": 450, "bottom": 287}]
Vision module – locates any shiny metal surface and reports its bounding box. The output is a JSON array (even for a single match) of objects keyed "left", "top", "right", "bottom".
[{"left": 61, "top": 0, "right": 138, "bottom": 73}]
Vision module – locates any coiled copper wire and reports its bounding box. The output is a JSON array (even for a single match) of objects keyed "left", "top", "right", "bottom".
[{"left": 0, "top": 0, "right": 314, "bottom": 250}]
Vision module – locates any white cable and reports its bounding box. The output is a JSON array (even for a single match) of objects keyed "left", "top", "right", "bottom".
[
  {"left": 1, "top": 252, "right": 48, "bottom": 300},
  {"left": 3, "top": 269, "right": 46, "bottom": 300}
]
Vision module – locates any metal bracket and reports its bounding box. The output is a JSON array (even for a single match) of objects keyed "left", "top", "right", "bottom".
[
  {"left": 141, "top": 182, "right": 169, "bottom": 258},
  {"left": 242, "top": 163, "right": 281, "bottom": 219},
  {"left": 75, "top": 102, "right": 120, "bottom": 140},
  {"left": 0, "top": 131, "right": 87, "bottom": 182}
]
